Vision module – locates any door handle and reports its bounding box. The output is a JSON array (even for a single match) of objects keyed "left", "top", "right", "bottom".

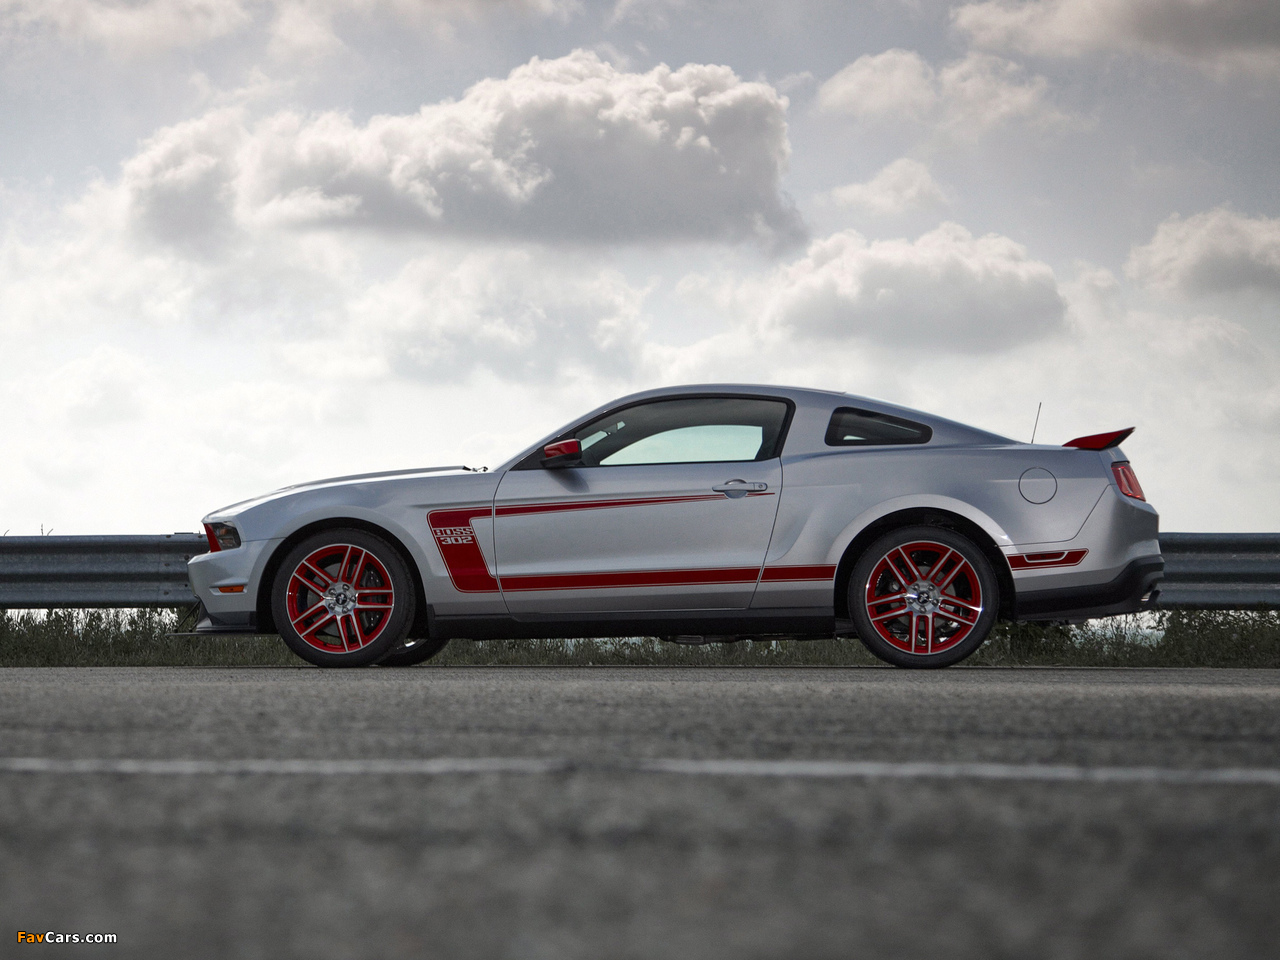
[{"left": 713, "top": 480, "right": 768, "bottom": 498}]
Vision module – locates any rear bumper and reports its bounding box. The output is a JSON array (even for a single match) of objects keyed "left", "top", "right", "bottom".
[{"left": 1013, "top": 556, "right": 1164, "bottom": 622}]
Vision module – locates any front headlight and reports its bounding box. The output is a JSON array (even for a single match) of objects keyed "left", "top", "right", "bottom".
[{"left": 203, "top": 522, "right": 242, "bottom": 552}]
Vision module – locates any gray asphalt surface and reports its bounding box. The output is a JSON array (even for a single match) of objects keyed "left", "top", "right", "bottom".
[{"left": 2, "top": 665, "right": 1278, "bottom": 959}]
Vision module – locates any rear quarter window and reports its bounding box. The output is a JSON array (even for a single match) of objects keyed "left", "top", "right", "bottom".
[{"left": 825, "top": 407, "right": 932, "bottom": 446}]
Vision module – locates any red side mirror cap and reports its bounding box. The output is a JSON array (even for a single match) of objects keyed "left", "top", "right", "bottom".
[{"left": 542, "top": 439, "right": 582, "bottom": 464}]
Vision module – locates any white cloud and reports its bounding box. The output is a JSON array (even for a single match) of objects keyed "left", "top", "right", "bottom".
[
  {"left": 0, "top": 206, "right": 656, "bottom": 532},
  {"left": 609, "top": 0, "right": 686, "bottom": 29},
  {"left": 120, "top": 108, "right": 247, "bottom": 255},
  {"left": 266, "top": 1, "right": 346, "bottom": 61},
  {"left": 649, "top": 259, "right": 1280, "bottom": 531},
  {"left": 0, "top": 0, "right": 250, "bottom": 51},
  {"left": 6, "top": 166, "right": 1280, "bottom": 535},
  {"left": 774, "top": 71, "right": 816, "bottom": 95},
  {"left": 110, "top": 51, "right": 802, "bottom": 248},
  {"left": 831, "top": 158, "right": 948, "bottom": 216},
  {"left": 3, "top": 0, "right": 1279, "bottom": 541},
  {"left": 759, "top": 222, "right": 1065, "bottom": 352},
  {"left": 0, "top": 0, "right": 578, "bottom": 56},
  {"left": 1126, "top": 207, "right": 1280, "bottom": 297},
  {"left": 935, "top": 51, "right": 1068, "bottom": 132},
  {"left": 815, "top": 49, "right": 1072, "bottom": 136},
  {"left": 1, "top": 188, "right": 651, "bottom": 387},
  {"left": 953, "top": 0, "right": 1280, "bottom": 75},
  {"left": 0, "top": 49, "right": 803, "bottom": 414},
  {"left": 347, "top": 249, "right": 649, "bottom": 383},
  {"left": 816, "top": 49, "right": 937, "bottom": 119},
  {"left": 264, "top": 0, "right": 580, "bottom": 61}
]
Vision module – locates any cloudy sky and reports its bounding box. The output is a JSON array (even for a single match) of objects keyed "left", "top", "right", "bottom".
[{"left": 2, "top": 0, "right": 1278, "bottom": 535}]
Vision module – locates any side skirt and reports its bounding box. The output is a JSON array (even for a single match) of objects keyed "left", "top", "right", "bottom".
[{"left": 433, "top": 608, "right": 837, "bottom": 641}]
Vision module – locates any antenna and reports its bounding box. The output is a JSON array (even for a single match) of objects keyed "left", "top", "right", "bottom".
[{"left": 1030, "top": 402, "right": 1042, "bottom": 444}]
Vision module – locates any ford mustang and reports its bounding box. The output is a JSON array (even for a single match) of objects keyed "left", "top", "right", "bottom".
[{"left": 189, "top": 385, "right": 1163, "bottom": 668}]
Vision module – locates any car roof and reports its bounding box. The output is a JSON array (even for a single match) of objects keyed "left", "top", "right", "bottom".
[{"left": 499, "top": 383, "right": 1014, "bottom": 469}]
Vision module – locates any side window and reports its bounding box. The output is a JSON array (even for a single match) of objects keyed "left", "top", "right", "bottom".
[
  {"left": 825, "top": 407, "right": 932, "bottom": 446},
  {"left": 572, "top": 397, "right": 791, "bottom": 467}
]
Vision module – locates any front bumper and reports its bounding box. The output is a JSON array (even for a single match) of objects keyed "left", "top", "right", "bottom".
[
  {"left": 186, "top": 538, "right": 280, "bottom": 631},
  {"left": 1013, "top": 556, "right": 1164, "bottom": 621},
  {"left": 189, "top": 601, "right": 262, "bottom": 635}
]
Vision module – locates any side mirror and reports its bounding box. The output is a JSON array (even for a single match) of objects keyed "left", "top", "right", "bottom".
[{"left": 541, "top": 438, "right": 583, "bottom": 468}]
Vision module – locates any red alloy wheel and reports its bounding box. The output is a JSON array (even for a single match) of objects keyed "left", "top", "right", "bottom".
[
  {"left": 284, "top": 543, "right": 397, "bottom": 653},
  {"left": 863, "top": 540, "right": 984, "bottom": 656}
]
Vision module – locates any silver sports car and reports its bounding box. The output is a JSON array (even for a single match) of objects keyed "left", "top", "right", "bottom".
[{"left": 189, "top": 384, "right": 1162, "bottom": 668}]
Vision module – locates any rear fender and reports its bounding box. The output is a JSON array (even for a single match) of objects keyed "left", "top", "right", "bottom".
[
  {"left": 827, "top": 495, "right": 1014, "bottom": 562},
  {"left": 827, "top": 496, "right": 1017, "bottom": 620}
]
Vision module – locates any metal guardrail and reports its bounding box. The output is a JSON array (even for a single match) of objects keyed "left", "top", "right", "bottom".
[
  {"left": 0, "top": 534, "right": 204, "bottom": 608},
  {"left": 0, "top": 532, "right": 1276, "bottom": 611},
  {"left": 1155, "top": 533, "right": 1280, "bottom": 609}
]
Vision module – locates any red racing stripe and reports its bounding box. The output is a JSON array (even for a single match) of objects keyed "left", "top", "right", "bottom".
[
  {"left": 760, "top": 564, "right": 837, "bottom": 582},
  {"left": 495, "top": 494, "right": 727, "bottom": 517}
]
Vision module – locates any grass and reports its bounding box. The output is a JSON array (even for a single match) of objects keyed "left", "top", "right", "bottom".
[
  {"left": 0, "top": 609, "right": 296, "bottom": 668},
  {"left": 970, "top": 610, "right": 1280, "bottom": 668},
  {"left": 1, "top": 607, "right": 1278, "bottom": 668}
]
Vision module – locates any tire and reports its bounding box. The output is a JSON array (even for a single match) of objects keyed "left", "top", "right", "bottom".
[
  {"left": 849, "top": 525, "right": 999, "bottom": 668},
  {"left": 377, "top": 635, "right": 450, "bottom": 667},
  {"left": 271, "top": 528, "right": 416, "bottom": 668}
]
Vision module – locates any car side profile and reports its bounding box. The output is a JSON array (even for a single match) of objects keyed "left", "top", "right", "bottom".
[{"left": 188, "top": 385, "right": 1163, "bottom": 668}]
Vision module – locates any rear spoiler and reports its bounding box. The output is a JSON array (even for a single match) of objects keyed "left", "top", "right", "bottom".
[{"left": 1063, "top": 427, "right": 1134, "bottom": 450}]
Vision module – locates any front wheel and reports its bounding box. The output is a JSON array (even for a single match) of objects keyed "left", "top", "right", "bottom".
[
  {"left": 377, "top": 635, "right": 450, "bottom": 667},
  {"left": 271, "top": 528, "right": 416, "bottom": 667},
  {"left": 849, "top": 525, "right": 999, "bottom": 668}
]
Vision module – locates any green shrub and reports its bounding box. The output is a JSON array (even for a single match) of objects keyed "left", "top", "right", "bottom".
[
  {"left": 0, "top": 608, "right": 293, "bottom": 667},
  {"left": 1, "top": 608, "right": 1277, "bottom": 668}
]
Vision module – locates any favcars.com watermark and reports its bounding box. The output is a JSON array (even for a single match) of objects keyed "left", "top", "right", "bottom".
[{"left": 17, "top": 932, "right": 117, "bottom": 944}]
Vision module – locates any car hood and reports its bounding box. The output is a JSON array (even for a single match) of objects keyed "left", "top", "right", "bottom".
[{"left": 203, "top": 465, "right": 483, "bottom": 522}]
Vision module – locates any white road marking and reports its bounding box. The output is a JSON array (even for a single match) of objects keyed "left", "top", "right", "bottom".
[
  {"left": 0, "top": 757, "right": 569, "bottom": 776},
  {"left": 1, "top": 756, "right": 1279, "bottom": 785},
  {"left": 638, "top": 759, "right": 1280, "bottom": 785}
]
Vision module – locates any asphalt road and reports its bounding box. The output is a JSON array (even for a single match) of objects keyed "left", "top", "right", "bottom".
[{"left": 2, "top": 665, "right": 1278, "bottom": 959}]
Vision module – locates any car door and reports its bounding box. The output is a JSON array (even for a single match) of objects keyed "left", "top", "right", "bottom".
[{"left": 493, "top": 395, "right": 791, "bottom": 614}]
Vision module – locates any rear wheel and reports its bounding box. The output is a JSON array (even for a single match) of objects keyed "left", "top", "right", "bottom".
[
  {"left": 271, "top": 528, "right": 415, "bottom": 668},
  {"left": 849, "top": 525, "right": 998, "bottom": 668}
]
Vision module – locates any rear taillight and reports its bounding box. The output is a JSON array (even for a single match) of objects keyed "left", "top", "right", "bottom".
[
  {"left": 203, "top": 522, "right": 241, "bottom": 552},
  {"left": 1112, "top": 462, "right": 1145, "bottom": 501}
]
